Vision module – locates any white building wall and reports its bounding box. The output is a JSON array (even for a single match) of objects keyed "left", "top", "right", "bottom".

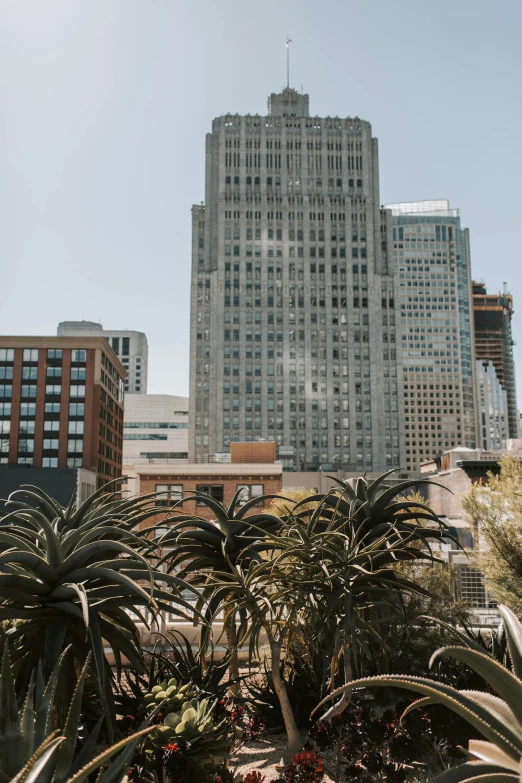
[{"left": 123, "top": 394, "right": 188, "bottom": 463}]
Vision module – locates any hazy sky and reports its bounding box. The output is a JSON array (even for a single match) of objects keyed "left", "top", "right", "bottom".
[{"left": 1, "top": 0, "right": 521, "bottom": 403}]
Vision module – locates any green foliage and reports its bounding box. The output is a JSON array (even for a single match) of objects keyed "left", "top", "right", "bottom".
[
  {"left": 142, "top": 677, "right": 199, "bottom": 713},
  {"left": 0, "top": 484, "right": 199, "bottom": 718},
  {"left": 463, "top": 455, "right": 522, "bottom": 614},
  {"left": 314, "top": 604, "right": 522, "bottom": 782},
  {"left": 159, "top": 487, "right": 284, "bottom": 577},
  {"left": 0, "top": 643, "right": 152, "bottom": 783}
]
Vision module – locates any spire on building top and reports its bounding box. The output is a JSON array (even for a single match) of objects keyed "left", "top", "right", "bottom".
[{"left": 285, "top": 35, "right": 292, "bottom": 88}]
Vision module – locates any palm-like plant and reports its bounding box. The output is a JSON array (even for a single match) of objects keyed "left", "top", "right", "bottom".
[
  {"left": 0, "top": 484, "right": 200, "bottom": 726},
  {"left": 292, "top": 470, "right": 449, "bottom": 540},
  {"left": 159, "top": 488, "right": 283, "bottom": 691},
  {"left": 0, "top": 643, "right": 153, "bottom": 783},
  {"left": 314, "top": 604, "right": 522, "bottom": 782},
  {"left": 278, "top": 476, "right": 451, "bottom": 719}
]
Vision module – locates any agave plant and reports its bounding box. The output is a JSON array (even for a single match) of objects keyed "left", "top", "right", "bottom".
[
  {"left": 291, "top": 469, "right": 450, "bottom": 541},
  {"left": 0, "top": 643, "right": 153, "bottom": 783},
  {"left": 0, "top": 484, "right": 200, "bottom": 725},
  {"left": 159, "top": 487, "right": 284, "bottom": 575},
  {"left": 159, "top": 488, "right": 284, "bottom": 692},
  {"left": 313, "top": 604, "right": 522, "bottom": 782}
]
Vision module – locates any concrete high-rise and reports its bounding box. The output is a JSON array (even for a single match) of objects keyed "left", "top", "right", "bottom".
[
  {"left": 189, "top": 87, "right": 403, "bottom": 472},
  {"left": 58, "top": 322, "right": 148, "bottom": 394},
  {"left": 384, "top": 200, "right": 478, "bottom": 469},
  {"left": 472, "top": 282, "right": 517, "bottom": 439}
]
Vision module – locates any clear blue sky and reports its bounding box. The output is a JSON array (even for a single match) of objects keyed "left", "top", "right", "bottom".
[{"left": 1, "top": 0, "right": 521, "bottom": 404}]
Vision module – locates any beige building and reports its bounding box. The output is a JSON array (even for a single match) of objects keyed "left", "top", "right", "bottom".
[
  {"left": 189, "top": 86, "right": 403, "bottom": 473},
  {"left": 123, "top": 394, "right": 188, "bottom": 463}
]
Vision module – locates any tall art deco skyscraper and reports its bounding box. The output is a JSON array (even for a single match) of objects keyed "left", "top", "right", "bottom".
[{"left": 189, "top": 88, "right": 404, "bottom": 472}]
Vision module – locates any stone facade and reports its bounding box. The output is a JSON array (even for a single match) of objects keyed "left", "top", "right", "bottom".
[{"left": 189, "top": 88, "right": 404, "bottom": 472}]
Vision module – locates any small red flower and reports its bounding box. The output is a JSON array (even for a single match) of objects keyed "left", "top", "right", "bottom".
[{"left": 243, "top": 772, "right": 265, "bottom": 783}]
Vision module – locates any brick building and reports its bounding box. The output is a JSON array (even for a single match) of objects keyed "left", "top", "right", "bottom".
[
  {"left": 0, "top": 336, "right": 125, "bottom": 487},
  {"left": 128, "top": 462, "right": 283, "bottom": 529}
]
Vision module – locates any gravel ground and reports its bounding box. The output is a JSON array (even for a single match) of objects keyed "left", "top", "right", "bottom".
[{"left": 230, "top": 731, "right": 336, "bottom": 781}]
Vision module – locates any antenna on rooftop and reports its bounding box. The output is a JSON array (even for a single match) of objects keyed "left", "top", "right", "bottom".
[{"left": 285, "top": 35, "right": 292, "bottom": 88}]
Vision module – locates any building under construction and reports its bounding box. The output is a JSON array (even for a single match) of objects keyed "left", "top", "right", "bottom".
[{"left": 473, "top": 282, "right": 518, "bottom": 439}]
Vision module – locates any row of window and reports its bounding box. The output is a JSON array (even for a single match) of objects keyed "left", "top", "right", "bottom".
[
  {"left": 223, "top": 228, "right": 367, "bottom": 242},
  {"left": 8, "top": 457, "right": 84, "bottom": 468},
  {"left": 123, "top": 421, "right": 188, "bottom": 429},
  {"left": 0, "top": 348, "right": 87, "bottom": 363},
  {"left": 224, "top": 175, "right": 363, "bottom": 188},
  {"left": 0, "top": 403, "right": 80, "bottom": 417},
  {"left": 0, "top": 384, "right": 86, "bottom": 399},
  {"left": 155, "top": 483, "right": 263, "bottom": 506},
  {"left": 224, "top": 245, "right": 367, "bottom": 259},
  {"left": 8, "top": 420, "right": 85, "bottom": 435},
  {"left": 17, "top": 438, "right": 83, "bottom": 453}
]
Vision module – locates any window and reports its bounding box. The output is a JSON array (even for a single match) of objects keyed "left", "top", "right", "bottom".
[
  {"left": 22, "top": 367, "right": 38, "bottom": 380},
  {"left": 42, "top": 457, "right": 58, "bottom": 468},
  {"left": 46, "top": 367, "right": 61, "bottom": 378},
  {"left": 0, "top": 403, "right": 11, "bottom": 416},
  {"left": 18, "top": 457, "right": 33, "bottom": 466},
  {"left": 69, "top": 403, "right": 84, "bottom": 417},
  {"left": 45, "top": 385, "right": 61, "bottom": 396},
  {"left": 44, "top": 421, "right": 60, "bottom": 432},
  {"left": 196, "top": 484, "right": 224, "bottom": 504},
  {"left": 236, "top": 484, "right": 264, "bottom": 504},
  {"left": 47, "top": 349, "right": 62, "bottom": 360},
  {"left": 18, "top": 439, "right": 35, "bottom": 453},
  {"left": 71, "top": 367, "right": 86, "bottom": 381},
  {"left": 19, "top": 421, "right": 35, "bottom": 435},
  {"left": 71, "top": 350, "right": 87, "bottom": 363},
  {"left": 122, "top": 338, "right": 130, "bottom": 356},
  {"left": 69, "top": 385, "right": 86, "bottom": 398},
  {"left": 0, "top": 367, "right": 12, "bottom": 380},
  {"left": 67, "top": 439, "right": 83, "bottom": 453},
  {"left": 0, "top": 349, "right": 14, "bottom": 362},
  {"left": 22, "top": 385, "right": 37, "bottom": 398},
  {"left": 45, "top": 403, "right": 60, "bottom": 414},
  {"left": 155, "top": 484, "right": 183, "bottom": 506},
  {"left": 67, "top": 457, "right": 83, "bottom": 468},
  {"left": 0, "top": 385, "right": 12, "bottom": 399},
  {"left": 68, "top": 421, "right": 84, "bottom": 434},
  {"left": 112, "top": 337, "right": 120, "bottom": 354},
  {"left": 20, "top": 403, "right": 36, "bottom": 417},
  {"left": 43, "top": 439, "right": 59, "bottom": 450},
  {"left": 23, "top": 349, "right": 38, "bottom": 362}
]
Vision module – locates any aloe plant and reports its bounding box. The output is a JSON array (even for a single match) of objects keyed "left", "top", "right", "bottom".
[
  {"left": 313, "top": 604, "right": 522, "bottom": 781},
  {"left": 0, "top": 484, "right": 200, "bottom": 721},
  {"left": 0, "top": 643, "right": 153, "bottom": 783},
  {"left": 159, "top": 488, "right": 283, "bottom": 692}
]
